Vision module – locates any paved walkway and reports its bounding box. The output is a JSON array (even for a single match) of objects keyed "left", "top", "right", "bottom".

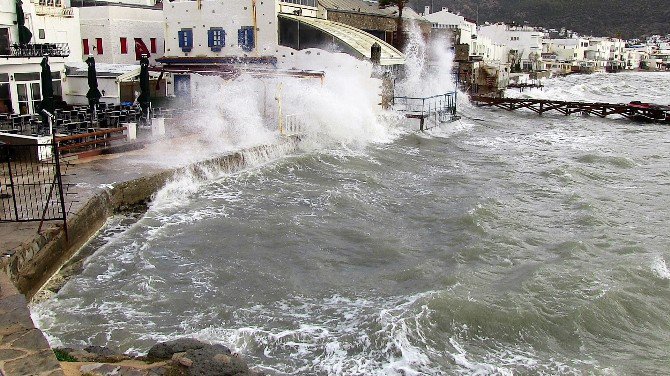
[{"left": 0, "top": 272, "right": 64, "bottom": 376}]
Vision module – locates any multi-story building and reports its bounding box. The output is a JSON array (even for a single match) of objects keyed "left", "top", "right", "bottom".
[
  {"left": 77, "top": 2, "right": 164, "bottom": 65},
  {"left": 0, "top": 0, "right": 81, "bottom": 115},
  {"left": 422, "top": 7, "right": 476, "bottom": 53},
  {"left": 478, "top": 23, "right": 543, "bottom": 71},
  {"left": 159, "top": 0, "right": 404, "bottom": 97}
]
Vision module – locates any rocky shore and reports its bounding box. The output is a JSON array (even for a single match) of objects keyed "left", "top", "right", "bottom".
[{"left": 55, "top": 338, "right": 265, "bottom": 376}]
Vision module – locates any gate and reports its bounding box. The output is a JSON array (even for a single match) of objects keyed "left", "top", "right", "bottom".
[{"left": 0, "top": 141, "right": 72, "bottom": 238}]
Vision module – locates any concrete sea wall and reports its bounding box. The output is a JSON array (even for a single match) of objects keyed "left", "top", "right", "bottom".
[{"left": 2, "top": 137, "right": 299, "bottom": 300}]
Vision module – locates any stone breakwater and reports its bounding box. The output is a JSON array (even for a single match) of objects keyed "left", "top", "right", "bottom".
[{"left": 55, "top": 338, "right": 265, "bottom": 376}]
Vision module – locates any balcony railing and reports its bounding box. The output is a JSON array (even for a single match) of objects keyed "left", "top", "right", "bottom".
[
  {"left": 1, "top": 43, "right": 70, "bottom": 58},
  {"left": 35, "top": 5, "right": 74, "bottom": 17}
]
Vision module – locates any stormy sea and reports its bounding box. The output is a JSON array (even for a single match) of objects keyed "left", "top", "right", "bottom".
[{"left": 33, "top": 69, "right": 670, "bottom": 375}]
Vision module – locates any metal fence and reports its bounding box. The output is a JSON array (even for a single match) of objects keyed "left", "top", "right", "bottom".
[
  {"left": 392, "top": 92, "right": 459, "bottom": 130},
  {"left": 0, "top": 142, "right": 72, "bottom": 237},
  {"left": 5, "top": 43, "right": 71, "bottom": 58}
]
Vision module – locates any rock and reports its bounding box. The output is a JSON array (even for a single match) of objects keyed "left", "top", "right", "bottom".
[
  {"left": 84, "top": 345, "right": 117, "bottom": 357},
  {"left": 184, "top": 347, "right": 250, "bottom": 376},
  {"left": 213, "top": 354, "right": 230, "bottom": 364},
  {"left": 179, "top": 357, "right": 193, "bottom": 367},
  {"left": 147, "top": 338, "right": 215, "bottom": 360},
  {"left": 68, "top": 349, "right": 99, "bottom": 362}
]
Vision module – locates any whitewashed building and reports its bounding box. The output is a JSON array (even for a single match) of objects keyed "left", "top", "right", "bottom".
[
  {"left": 471, "top": 34, "right": 507, "bottom": 64},
  {"left": 422, "top": 7, "right": 476, "bottom": 53},
  {"left": 159, "top": 0, "right": 404, "bottom": 97},
  {"left": 0, "top": 0, "right": 81, "bottom": 115},
  {"left": 479, "top": 23, "right": 543, "bottom": 71},
  {"left": 78, "top": 3, "right": 164, "bottom": 65},
  {"left": 542, "top": 38, "right": 589, "bottom": 62}
]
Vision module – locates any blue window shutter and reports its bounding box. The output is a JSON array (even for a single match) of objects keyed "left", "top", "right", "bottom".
[
  {"left": 185, "top": 30, "right": 193, "bottom": 51},
  {"left": 247, "top": 27, "right": 254, "bottom": 50},
  {"left": 179, "top": 29, "right": 193, "bottom": 52},
  {"left": 207, "top": 29, "right": 214, "bottom": 48},
  {"left": 221, "top": 30, "right": 226, "bottom": 48},
  {"left": 238, "top": 28, "right": 244, "bottom": 49},
  {"left": 238, "top": 27, "right": 254, "bottom": 52},
  {"left": 178, "top": 30, "right": 185, "bottom": 48},
  {"left": 209, "top": 28, "right": 224, "bottom": 52}
]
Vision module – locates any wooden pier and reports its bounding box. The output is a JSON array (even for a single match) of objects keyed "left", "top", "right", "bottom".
[{"left": 471, "top": 96, "right": 670, "bottom": 123}]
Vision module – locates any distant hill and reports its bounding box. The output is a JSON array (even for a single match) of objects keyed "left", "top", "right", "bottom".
[{"left": 411, "top": 0, "right": 670, "bottom": 39}]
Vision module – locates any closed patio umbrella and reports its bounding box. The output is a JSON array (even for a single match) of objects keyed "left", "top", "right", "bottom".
[
  {"left": 40, "top": 56, "right": 55, "bottom": 134},
  {"left": 16, "top": 0, "right": 32, "bottom": 46},
  {"left": 137, "top": 54, "right": 150, "bottom": 120},
  {"left": 86, "top": 56, "right": 102, "bottom": 120}
]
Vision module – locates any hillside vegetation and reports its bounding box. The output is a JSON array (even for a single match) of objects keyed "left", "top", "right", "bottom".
[{"left": 412, "top": 0, "right": 670, "bottom": 38}]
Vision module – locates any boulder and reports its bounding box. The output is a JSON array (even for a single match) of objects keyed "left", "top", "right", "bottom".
[
  {"left": 147, "top": 338, "right": 229, "bottom": 360},
  {"left": 183, "top": 347, "right": 250, "bottom": 376},
  {"left": 84, "top": 345, "right": 118, "bottom": 357}
]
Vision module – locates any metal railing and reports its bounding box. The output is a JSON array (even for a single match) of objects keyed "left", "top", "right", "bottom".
[
  {"left": 35, "top": 5, "right": 74, "bottom": 17},
  {"left": 3, "top": 43, "right": 70, "bottom": 58},
  {"left": 280, "top": 0, "right": 318, "bottom": 7},
  {"left": 0, "top": 141, "right": 73, "bottom": 237},
  {"left": 392, "top": 92, "right": 458, "bottom": 130}
]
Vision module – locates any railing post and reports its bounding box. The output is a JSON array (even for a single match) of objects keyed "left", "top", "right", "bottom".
[{"left": 5, "top": 151, "right": 19, "bottom": 221}]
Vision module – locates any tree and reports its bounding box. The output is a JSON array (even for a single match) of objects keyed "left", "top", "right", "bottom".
[{"left": 378, "top": 0, "right": 408, "bottom": 50}]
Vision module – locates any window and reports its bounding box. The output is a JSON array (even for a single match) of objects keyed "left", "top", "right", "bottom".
[
  {"left": 120, "top": 37, "right": 127, "bottom": 54},
  {"left": 0, "top": 76, "right": 11, "bottom": 114},
  {"left": 52, "top": 79, "right": 62, "bottom": 97},
  {"left": 177, "top": 29, "right": 193, "bottom": 52},
  {"left": 150, "top": 38, "right": 157, "bottom": 53},
  {"left": 82, "top": 39, "right": 89, "bottom": 55},
  {"left": 208, "top": 28, "right": 225, "bottom": 52},
  {"left": 0, "top": 28, "right": 9, "bottom": 55},
  {"left": 238, "top": 26, "right": 254, "bottom": 52},
  {"left": 38, "top": 29, "right": 45, "bottom": 39},
  {"left": 96, "top": 38, "right": 103, "bottom": 54},
  {"left": 31, "top": 82, "right": 41, "bottom": 115},
  {"left": 17, "top": 84, "right": 29, "bottom": 115}
]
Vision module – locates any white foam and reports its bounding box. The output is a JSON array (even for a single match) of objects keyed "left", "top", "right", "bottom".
[{"left": 651, "top": 255, "right": 670, "bottom": 280}]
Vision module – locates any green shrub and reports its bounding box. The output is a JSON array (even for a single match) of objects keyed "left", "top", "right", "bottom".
[{"left": 53, "top": 348, "right": 77, "bottom": 362}]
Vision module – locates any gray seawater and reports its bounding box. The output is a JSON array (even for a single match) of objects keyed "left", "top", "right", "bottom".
[{"left": 34, "top": 73, "right": 670, "bottom": 375}]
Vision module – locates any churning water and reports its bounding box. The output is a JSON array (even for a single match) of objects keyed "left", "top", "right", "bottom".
[{"left": 33, "top": 72, "right": 670, "bottom": 375}]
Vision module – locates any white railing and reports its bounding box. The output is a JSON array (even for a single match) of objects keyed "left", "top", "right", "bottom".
[
  {"left": 35, "top": 5, "right": 74, "bottom": 17},
  {"left": 282, "top": 113, "right": 307, "bottom": 136}
]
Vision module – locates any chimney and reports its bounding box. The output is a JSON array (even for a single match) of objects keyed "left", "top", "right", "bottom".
[{"left": 424, "top": 6, "right": 430, "bottom": 15}]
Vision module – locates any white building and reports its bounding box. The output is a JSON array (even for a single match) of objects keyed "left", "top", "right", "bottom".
[
  {"left": 479, "top": 23, "right": 543, "bottom": 71},
  {"left": 471, "top": 34, "right": 507, "bottom": 64},
  {"left": 0, "top": 0, "right": 81, "bottom": 115},
  {"left": 78, "top": 3, "right": 165, "bottom": 65},
  {"left": 422, "top": 7, "right": 476, "bottom": 53},
  {"left": 159, "top": 0, "right": 404, "bottom": 97},
  {"left": 542, "top": 38, "right": 589, "bottom": 62}
]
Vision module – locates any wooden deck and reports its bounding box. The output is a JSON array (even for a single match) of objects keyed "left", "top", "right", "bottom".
[{"left": 471, "top": 96, "right": 670, "bottom": 123}]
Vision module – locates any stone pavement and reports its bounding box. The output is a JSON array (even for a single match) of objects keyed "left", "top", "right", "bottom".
[{"left": 0, "top": 272, "right": 64, "bottom": 376}]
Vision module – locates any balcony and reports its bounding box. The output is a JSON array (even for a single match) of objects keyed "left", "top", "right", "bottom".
[
  {"left": 0, "top": 43, "right": 70, "bottom": 58},
  {"left": 35, "top": 5, "right": 74, "bottom": 17}
]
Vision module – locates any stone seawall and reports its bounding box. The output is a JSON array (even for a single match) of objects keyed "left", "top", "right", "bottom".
[{"left": 2, "top": 137, "right": 299, "bottom": 300}]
